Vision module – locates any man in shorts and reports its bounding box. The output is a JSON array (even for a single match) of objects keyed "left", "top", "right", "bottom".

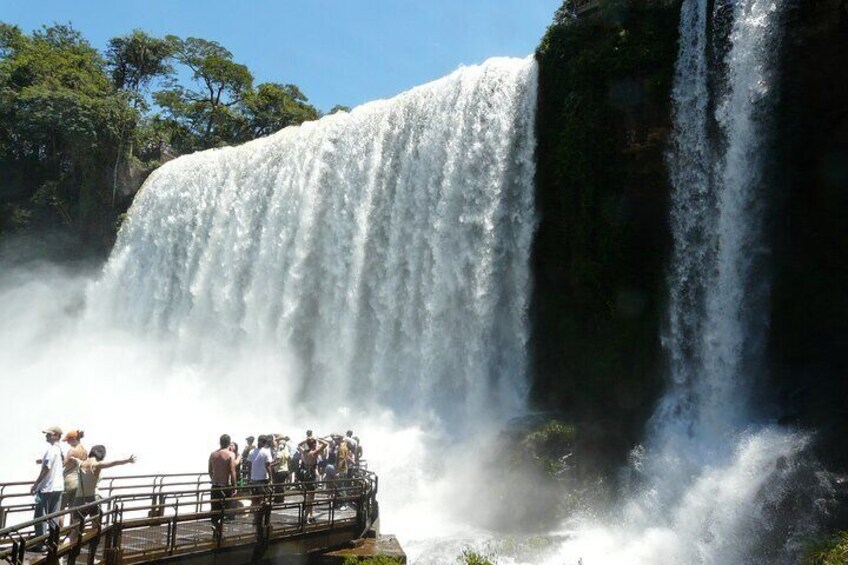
[{"left": 208, "top": 434, "right": 238, "bottom": 533}]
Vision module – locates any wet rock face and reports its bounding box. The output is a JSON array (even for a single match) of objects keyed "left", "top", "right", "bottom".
[
  {"left": 530, "top": 1, "right": 681, "bottom": 471},
  {"left": 532, "top": 0, "right": 848, "bottom": 477},
  {"left": 768, "top": 0, "right": 848, "bottom": 471}
]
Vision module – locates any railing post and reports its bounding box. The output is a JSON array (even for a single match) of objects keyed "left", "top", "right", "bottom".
[
  {"left": 44, "top": 521, "right": 60, "bottom": 565},
  {"left": 67, "top": 513, "right": 86, "bottom": 565},
  {"left": 13, "top": 533, "right": 26, "bottom": 565},
  {"left": 169, "top": 500, "right": 179, "bottom": 554},
  {"left": 195, "top": 474, "right": 203, "bottom": 513},
  {"left": 87, "top": 505, "right": 106, "bottom": 565},
  {"left": 109, "top": 504, "right": 125, "bottom": 565}
]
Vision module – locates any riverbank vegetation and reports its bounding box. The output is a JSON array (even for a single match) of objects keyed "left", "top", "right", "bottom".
[{"left": 0, "top": 23, "right": 330, "bottom": 251}]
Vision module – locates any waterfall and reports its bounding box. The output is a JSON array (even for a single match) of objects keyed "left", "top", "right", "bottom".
[
  {"left": 660, "top": 0, "right": 784, "bottom": 452},
  {"left": 547, "top": 0, "right": 829, "bottom": 562},
  {"left": 87, "top": 57, "right": 538, "bottom": 426}
]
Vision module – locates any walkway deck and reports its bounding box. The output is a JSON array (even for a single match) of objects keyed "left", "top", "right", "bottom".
[{"left": 0, "top": 472, "right": 379, "bottom": 565}]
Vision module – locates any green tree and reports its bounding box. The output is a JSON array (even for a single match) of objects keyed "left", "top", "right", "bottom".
[
  {"left": 154, "top": 36, "right": 253, "bottom": 149},
  {"left": 241, "top": 82, "right": 319, "bottom": 138},
  {"left": 106, "top": 29, "right": 174, "bottom": 106},
  {"left": 328, "top": 104, "right": 352, "bottom": 115},
  {"left": 0, "top": 22, "right": 134, "bottom": 243},
  {"left": 104, "top": 30, "right": 175, "bottom": 202}
]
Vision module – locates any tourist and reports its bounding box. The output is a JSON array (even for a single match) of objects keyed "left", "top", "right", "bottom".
[
  {"left": 323, "top": 463, "right": 343, "bottom": 508},
  {"left": 60, "top": 430, "right": 86, "bottom": 525},
  {"left": 31, "top": 426, "right": 65, "bottom": 550},
  {"left": 325, "top": 435, "right": 339, "bottom": 469},
  {"left": 297, "top": 436, "right": 329, "bottom": 523},
  {"left": 344, "top": 431, "right": 358, "bottom": 464},
  {"left": 337, "top": 435, "right": 351, "bottom": 478},
  {"left": 352, "top": 436, "right": 363, "bottom": 470},
  {"left": 70, "top": 446, "right": 136, "bottom": 538},
  {"left": 249, "top": 435, "right": 273, "bottom": 483},
  {"left": 290, "top": 445, "right": 301, "bottom": 476},
  {"left": 242, "top": 436, "right": 255, "bottom": 461},
  {"left": 208, "top": 434, "right": 238, "bottom": 533},
  {"left": 229, "top": 441, "right": 242, "bottom": 476},
  {"left": 241, "top": 436, "right": 254, "bottom": 483},
  {"left": 248, "top": 435, "right": 274, "bottom": 524},
  {"left": 274, "top": 434, "right": 291, "bottom": 485},
  {"left": 227, "top": 441, "right": 243, "bottom": 518}
]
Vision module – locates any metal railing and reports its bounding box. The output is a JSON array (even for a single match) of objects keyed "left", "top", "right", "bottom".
[{"left": 0, "top": 469, "right": 379, "bottom": 565}]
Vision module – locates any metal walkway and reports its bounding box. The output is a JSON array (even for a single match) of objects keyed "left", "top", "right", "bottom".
[{"left": 0, "top": 471, "right": 379, "bottom": 564}]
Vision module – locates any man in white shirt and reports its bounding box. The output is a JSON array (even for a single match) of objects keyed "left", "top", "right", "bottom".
[
  {"left": 249, "top": 435, "right": 274, "bottom": 483},
  {"left": 248, "top": 435, "right": 274, "bottom": 525},
  {"left": 31, "top": 426, "right": 65, "bottom": 546}
]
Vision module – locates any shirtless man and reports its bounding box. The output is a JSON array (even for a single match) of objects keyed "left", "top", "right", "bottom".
[{"left": 208, "top": 434, "right": 238, "bottom": 532}]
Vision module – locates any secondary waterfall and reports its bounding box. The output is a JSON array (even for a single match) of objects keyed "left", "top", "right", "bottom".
[
  {"left": 547, "top": 0, "right": 827, "bottom": 563},
  {"left": 88, "top": 57, "right": 538, "bottom": 426},
  {"left": 662, "top": 0, "right": 781, "bottom": 447}
]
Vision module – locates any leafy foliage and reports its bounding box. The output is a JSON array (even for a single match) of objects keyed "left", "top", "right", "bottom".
[
  {"left": 242, "top": 82, "right": 319, "bottom": 138},
  {"left": 0, "top": 22, "right": 326, "bottom": 249},
  {"left": 521, "top": 421, "right": 576, "bottom": 479},
  {"left": 153, "top": 36, "right": 253, "bottom": 150},
  {"left": 0, "top": 22, "right": 133, "bottom": 243},
  {"left": 802, "top": 532, "right": 848, "bottom": 565},
  {"left": 106, "top": 30, "right": 174, "bottom": 99},
  {"left": 457, "top": 549, "right": 495, "bottom": 565}
]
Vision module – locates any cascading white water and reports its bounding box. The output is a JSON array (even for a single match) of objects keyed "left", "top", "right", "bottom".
[
  {"left": 88, "top": 57, "right": 538, "bottom": 427},
  {"left": 0, "top": 57, "right": 538, "bottom": 559},
  {"left": 657, "top": 0, "right": 785, "bottom": 463},
  {"left": 544, "top": 0, "right": 825, "bottom": 563}
]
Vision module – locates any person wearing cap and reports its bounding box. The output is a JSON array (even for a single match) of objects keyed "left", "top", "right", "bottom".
[
  {"left": 31, "top": 426, "right": 65, "bottom": 547},
  {"left": 61, "top": 430, "right": 86, "bottom": 521},
  {"left": 273, "top": 435, "right": 291, "bottom": 488}
]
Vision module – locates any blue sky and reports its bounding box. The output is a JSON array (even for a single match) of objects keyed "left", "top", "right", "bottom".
[{"left": 0, "top": 0, "right": 562, "bottom": 112}]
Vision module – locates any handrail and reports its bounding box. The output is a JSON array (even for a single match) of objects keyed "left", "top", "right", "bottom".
[
  {"left": 0, "top": 470, "right": 379, "bottom": 564},
  {"left": 0, "top": 472, "right": 211, "bottom": 529}
]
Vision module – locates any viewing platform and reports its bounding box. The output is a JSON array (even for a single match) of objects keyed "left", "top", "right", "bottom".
[{"left": 0, "top": 470, "right": 400, "bottom": 564}]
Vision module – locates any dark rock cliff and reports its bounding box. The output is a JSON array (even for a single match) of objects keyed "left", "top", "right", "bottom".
[
  {"left": 531, "top": 0, "right": 848, "bottom": 474},
  {"left": 531, "top": 0, "right": 681, "bottom": 469},
  {"left": 769, "top": 0, "right": 848, "bottom": 471}
]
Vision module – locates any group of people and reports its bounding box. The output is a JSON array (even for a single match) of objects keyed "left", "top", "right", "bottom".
[
  {"left": 27, "top": 424, "right": 364, "bottom": 548},
  {"left": 208, "top": 429, "right": 363, "bottom": 525},
  {"left": 30, "top": 426, "right": 136, "bottom": 550}
]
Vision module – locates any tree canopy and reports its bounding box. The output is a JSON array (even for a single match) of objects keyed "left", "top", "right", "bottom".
[{"left": 0, "top": 22, "right": 333, "bottom": 249}]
